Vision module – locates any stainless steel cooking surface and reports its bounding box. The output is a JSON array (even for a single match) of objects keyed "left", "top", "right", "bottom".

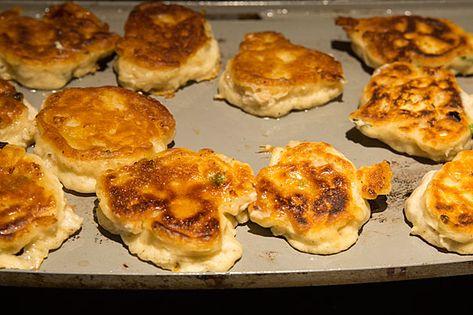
[{"left": 1, "top": 0, "right": 473, "bottom": 289}]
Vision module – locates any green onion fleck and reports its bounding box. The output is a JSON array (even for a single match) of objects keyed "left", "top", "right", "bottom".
[{"left": 210, "top": 172, "right": 226, "bottom": 186}]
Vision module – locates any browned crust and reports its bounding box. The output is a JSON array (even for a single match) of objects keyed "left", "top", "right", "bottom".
[
  {"left": 426, "top": 151, "right": 473, "bottom": 234},
  {"left": 350, "top": 62, "right": 470, "bottom": 148},
  {"left": 98, "top": 148, "right": 255, "bottom": 247},
  {"left": 0, "top": 79, "right": 26, "bottom": 129},
  {"left": 357, "top": 161, "right": 393, "bottom": 200},
  {"left": 35, "top": 86, "right": 176, "bottom": 160},
  {"left": 0, "top": 2, "right": 119, "bottom": 66},
  {"left": 230, "top": 31, "right": 344, "bottom": 88},
  {"left": 0, "top": 145, "right": 57, "bottom": 253},
  {"left": 335, "top": 15, "right": 473, "bottom": 67},
  {"left": 115, "top": 2, "right": 211, "bottom": 70},
  {"left": 252, "top": 163, "right": 353, "bottom": 232},
  {"left": 249, "top": 142, "right": 360, "bottom": 233}
]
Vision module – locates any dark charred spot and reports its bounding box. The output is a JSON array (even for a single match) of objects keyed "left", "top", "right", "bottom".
[
  {"left": 458, "top": 213, "right": 473, "bottom": 226},
  {"left": 391, "top": 64, "right": 412, "bottom": 74},
  {"left": 152, "top": 198, "right": 220, "bottom": 240},
  {"left": 370, "top": 89, "right": 389, "bottom": 103},
  {"left": 131, "top": 196, "right": 167, "bottom": 213},
  {"left": 424, "top": 67, "right": 437, "bottom": 77},
  {"left": 436, "top": 203, "right": 453, "bottom": 212},
  {"left": 0, "top": 213, "right": 28, "bottom": 238},
  {"left": 447, "top": 111, "right": 461, "bottom": 122},
  {"left": 427, "top": 118, "right": 436, "bottom": 127},
  {"left": 108, "top": 185, "right": 161, "bottom": 216},
  {"left": 12, "top": 92, "right": 23, "bottom": 101},
  {"left": 140, "top": 159, "right": 156, "bottom": 170},
  {"left": 445, "top": 94, "right": 463, "bottom": 109},
  {"left": 275, "top": 194, "right": 309, "bottom": 226},
  {"left": 418, "top": 109, "right": 433, "bottom": 117},
  {"left": 313, "top": 187, "right": 348, "bottom": 216},
  {"left": 440, "top": 214, "right": 449, "bottom": 224},
  {"left": 200, "top": 217, "right": 220, "bottom": 240},
  {"left": 288, "top": 194, "right": 309, "bottom": 225},
  {"left": 397, "top": 109, "right": 409, "bottom": 116}
]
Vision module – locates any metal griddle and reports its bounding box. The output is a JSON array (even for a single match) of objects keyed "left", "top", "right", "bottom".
[{"left": 1, "top": 0, "right": 473, "bottom": 289}]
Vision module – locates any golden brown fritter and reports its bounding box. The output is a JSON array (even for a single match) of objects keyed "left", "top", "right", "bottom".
[
  {"left": 36, "top": 86, "right": 175, "bottom": 161},
  {"left": 335, "top": 15, "right": 473, "bottom": 74},
  {"left": 0, "top": 2, "right": 120, "bottom": 89},
  {"left": 115, "top": 2, "right": 220, "bottom": 96},
  {"left": 350, "top": 61, "right": 473, "bottom": 162},
  {"left": 0, "top": 144, "right": 82, "bottom": 269},
  {"left": 118, "top": 2, "right": 209, "bottom": 70},
  {"left": 0, "top": 79, "right": 36, "bottom": 147},
  {"left": 357, "top": 160, "right": 393, "bottom": 200},
  {"left": 216, "top": 31, "right": 344, "bottom": 117},
  {"left": 96, "top": 147, "right": 256, "bottom": 272},
  {"left": 0, "top": 145, "right": 57, "bottom": 254},
  {"left": 230, "top": 32, "right": 343, "bottom": 88},
  {"left": 34, "top": 86, "right": 176, "bottom": 193},
  {"left": 0, "top": 80, "right": 27, "bottom": 130},
  {"left": 405, "top": 150, "right": 473, "bottom": 254},
  {"left": 426, "top": 150, "right": 473, "bottom": 236},
  {"left": 248, "top": 141, "right": 392, "bottom": 254}
]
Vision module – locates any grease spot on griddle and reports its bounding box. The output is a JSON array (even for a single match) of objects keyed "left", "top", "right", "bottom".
[
  {"left": 78, "top": 260, "right": 89, "bottom": 267},
  {"left": 388, "top": 159, "right": 437, "bottom": 209},
  {"left": 259, "top": 250, "right": 278, "bottom": 262}
]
